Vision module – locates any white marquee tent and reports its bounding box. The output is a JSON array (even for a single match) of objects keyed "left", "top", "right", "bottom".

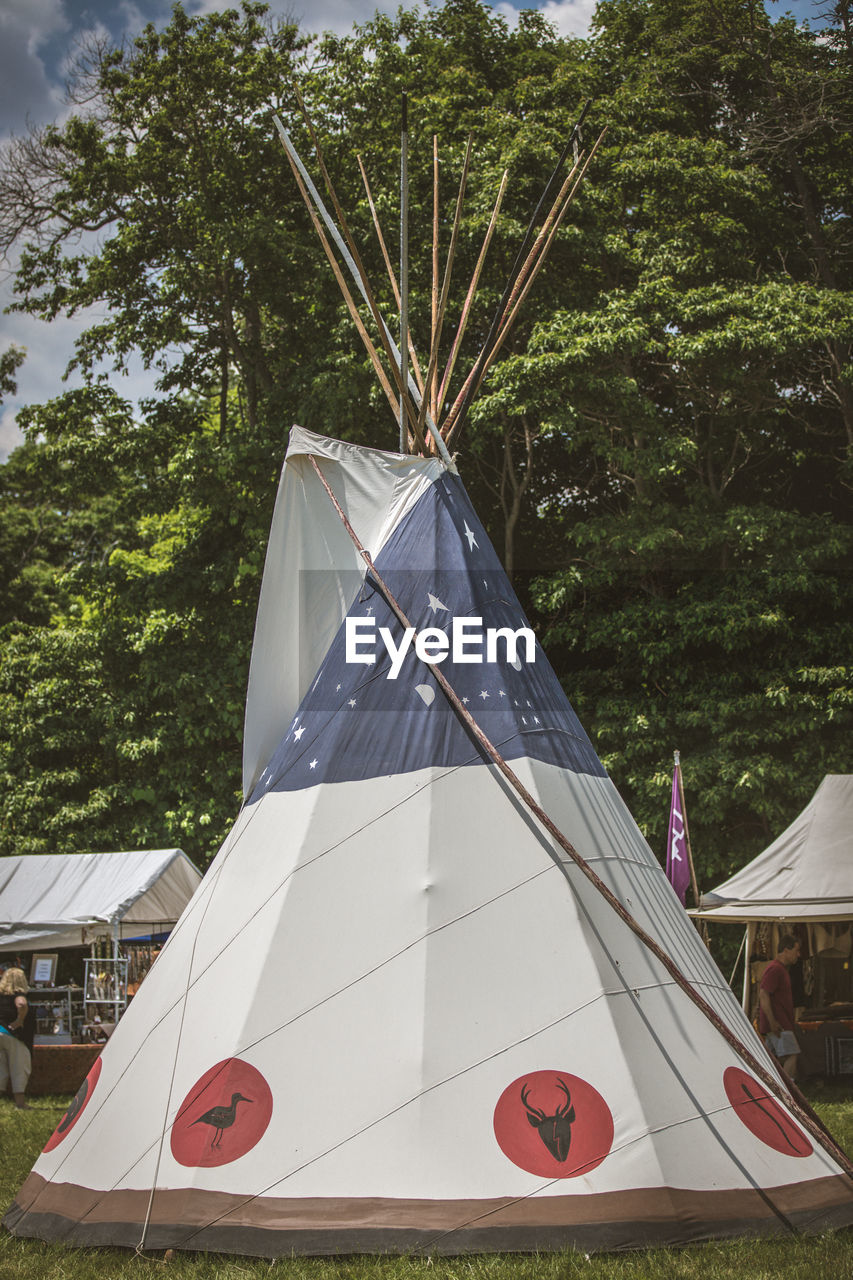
[
  {"left": 0, "top": 850, "right": 203, "bottom": 953},
  {"left": 694, "top": 775, "right": 853, "bottom": 924},
  {"left": 692, "top": 776, "right": 853, "bottom": 1015},
  {"left": 5, "top": 429, "right": 853, "bottom": 1257}
]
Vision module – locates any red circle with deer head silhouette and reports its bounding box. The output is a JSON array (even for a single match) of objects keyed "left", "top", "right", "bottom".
[
  {"left": 723, "top": 1066, "right": 812, "bottom": 1157},
  {"left": 494, "top": 1069, "right": 614, "bottom": 1178},
  {"left": 170, "top": 1058, "right": 273, "bottom": 1168},
  {"left": 43, "top": 1055, "right": 103, "bottom": 1153}
]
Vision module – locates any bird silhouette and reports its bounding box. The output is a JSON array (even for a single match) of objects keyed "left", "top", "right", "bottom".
[{"left": 190, "top": 1092, "right": 253, "bottom": 1147}]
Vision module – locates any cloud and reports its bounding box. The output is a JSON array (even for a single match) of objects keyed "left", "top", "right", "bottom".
[
  {"left": 0, "top": 299, "right": 165, "bottom": 462},
  {"left": 520, "top": 0, "right": 598, "bottom": 37},
  {"left": 0, "top": 306, "right": 85, "bottom": 462},
  {"left": 0, "top": 0, "right": 69, "bottom": 137},
  {"left": 188, "top": 0, "right": 398, "bottom": 37},
  {"left": 0, "top": 404, "right": 25, "bottom": 462}
]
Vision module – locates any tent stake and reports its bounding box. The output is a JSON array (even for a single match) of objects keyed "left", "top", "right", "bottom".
[{"left": 306, "top": 450, "right": 853, "bottom": 1185}]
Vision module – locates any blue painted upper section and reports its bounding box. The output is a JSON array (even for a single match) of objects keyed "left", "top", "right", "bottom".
[{"left": 249, "top": 473, "right": 605, "bottom": 801}]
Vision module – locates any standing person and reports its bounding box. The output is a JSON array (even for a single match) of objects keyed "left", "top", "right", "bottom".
[
  {"left": 758, "top": 934, "right": 802, "bottom": 1079},
  {"left": 0, "top": 967, "right": 33, "bottom": 1109}
]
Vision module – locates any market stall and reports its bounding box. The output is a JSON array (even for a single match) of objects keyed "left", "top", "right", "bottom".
[
  {"left": 691, "top": 775, "right": 853, "bottom": 1077},
  {"left": 0, "top": 849, "right": 202, "bottom": 1079}
]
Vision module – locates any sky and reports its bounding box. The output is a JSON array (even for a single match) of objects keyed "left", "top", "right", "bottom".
[{"left": 0, "top": 0, "right": 823, "bottom": 461}]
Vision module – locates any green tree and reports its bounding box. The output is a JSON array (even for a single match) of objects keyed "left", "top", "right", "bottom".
[{"left": 522, "top": 0, "right": 853, "bottom": 886}]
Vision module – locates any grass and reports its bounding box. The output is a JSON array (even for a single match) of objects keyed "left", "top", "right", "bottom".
[{"left": 1, "top": 1088, "right": 853, "bottom": 1280}]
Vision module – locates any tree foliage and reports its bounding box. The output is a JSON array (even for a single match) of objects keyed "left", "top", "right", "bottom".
[{"left": 0, "top": 0, "right": 850, "bottom": 892}]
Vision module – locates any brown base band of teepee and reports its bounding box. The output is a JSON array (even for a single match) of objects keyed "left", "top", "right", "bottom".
[{"left": 6, "top": 1172, "right": 853, "bottom": 1258}]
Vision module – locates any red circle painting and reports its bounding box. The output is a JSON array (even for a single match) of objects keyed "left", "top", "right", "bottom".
[
  {"left": 723, "top": 1066, "right": 812, "bottom": 1158},
  {"left": 494, "top": 1069, "right": 614, "bottom": 1178},
  {"left": 43, "top": 1055, "right": 103, "bottom": 1153},
  {"left": 170, "top": 1058, "right": 273, "bottom": 1168}
]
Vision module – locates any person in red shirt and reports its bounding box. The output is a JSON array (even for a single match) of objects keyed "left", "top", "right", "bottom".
[{"left": 758, "top": 934, "right": 802, "bottom": 1078}]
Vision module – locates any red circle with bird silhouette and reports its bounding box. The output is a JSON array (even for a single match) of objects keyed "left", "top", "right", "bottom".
[
  {"left": 723, "top": 1066, "right": 812, "bottom": 1157},
  {"left": 43, "top": 1055, "right": 102, "bottom": 1153},
  {"left": 170, "top": 1058, "right": 273, "bottom": 1167},
  {"left": 494, "top": 1069, "right": 614, "bottom": 1178}
]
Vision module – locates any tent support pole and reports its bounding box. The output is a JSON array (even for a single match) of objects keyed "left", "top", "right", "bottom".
[
  {"left": 307, "top": 450, "right": 853, "bottom": 1183},
  {"left": 729, "top": 926, "right": 747, "bottom": 987},
  {"left": 742, "top": 922, "right": 755, "bottom": 1012}
]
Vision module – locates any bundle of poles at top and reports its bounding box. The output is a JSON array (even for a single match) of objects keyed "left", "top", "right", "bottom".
[{"left": 273, "top": 91, "right": 605, "bottom": 465}]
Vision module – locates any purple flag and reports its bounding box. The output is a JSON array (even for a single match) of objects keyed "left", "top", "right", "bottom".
[{"left": 666, "top": 765, "right": 690, "bottom": 904}]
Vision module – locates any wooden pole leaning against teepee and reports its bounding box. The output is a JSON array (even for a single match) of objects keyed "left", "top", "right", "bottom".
[
  {"left": 305, "top": 448, "right": 853, "bottom": 1186},
  {"left": 431, "top": 136, "right": 440, "bottom": 425}
]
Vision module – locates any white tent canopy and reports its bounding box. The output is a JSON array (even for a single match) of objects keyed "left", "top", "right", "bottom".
[
  {"left": 0, "top": 850, "right": 203, "bottom": 952},
  {"left": 694, "top": 776, "right": 853, "bottom": 924}
]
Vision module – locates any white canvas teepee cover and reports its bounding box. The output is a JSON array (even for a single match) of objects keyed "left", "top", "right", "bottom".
[{"left": 6, "top": 428, "right": 853, "bottom": 1256}]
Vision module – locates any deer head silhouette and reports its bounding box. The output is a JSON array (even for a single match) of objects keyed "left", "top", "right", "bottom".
[{"left": 521, "top": 1078, "right": 576, "bottom": 1162}]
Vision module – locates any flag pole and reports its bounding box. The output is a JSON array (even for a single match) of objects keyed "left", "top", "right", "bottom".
[{"left": 674, "top": 749, "right": 701, "bottom": 909}]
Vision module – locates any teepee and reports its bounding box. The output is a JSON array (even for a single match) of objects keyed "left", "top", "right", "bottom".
[
  {"left": 6, "top": 103, "right": 853, "bottom": 1257},
  {"left": 5, "top": 425, "right": 853, "bottom": 1254}
]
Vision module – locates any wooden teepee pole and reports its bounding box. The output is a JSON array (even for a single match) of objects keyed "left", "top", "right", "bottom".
[
  {"left": 436, "top": 168, "right": 507, "bottom": 422},
  {"left": 431, "top": 136, "right": 440, "bottom": 426},
  {"left": 400, "top": 93, "right": 410, "bottom": 453},
  {"left": 274, "top": 114, "right": 453, "bottom": 464},
  {"left": 417, "top": 134, "right": 473, "bottom": 446},
  {"left": 356, "top": 153, "right": 425, "bottom": 396},
  {"left": 442, "top": 100, "right": 591, "bottom": 446},
  {"left": 289, "top": 88, "right": 424, "bottom": 449},
  {"left": 443, "top": 129, "right": 605, "bottom": 449},
  {"left": 277, "top": 136, "right": 406, "bottom": 427}
]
